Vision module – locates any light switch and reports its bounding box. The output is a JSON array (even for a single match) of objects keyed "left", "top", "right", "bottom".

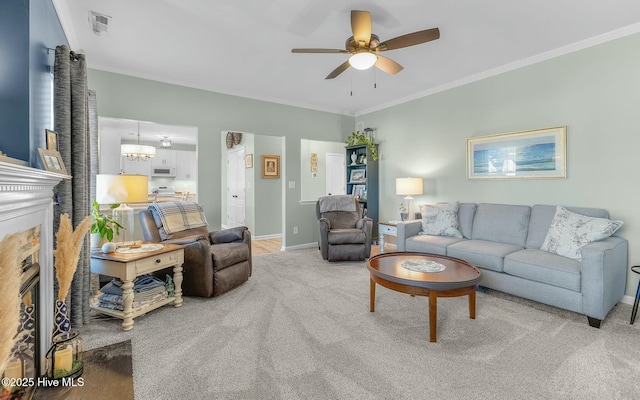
[{"left": 288, "top": 181, "right": 296, "bottom": 189}]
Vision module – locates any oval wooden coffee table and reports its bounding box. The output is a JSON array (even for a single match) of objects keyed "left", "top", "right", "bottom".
[{"left": 367, "top": 252, "right": 482, "bottom": 343}]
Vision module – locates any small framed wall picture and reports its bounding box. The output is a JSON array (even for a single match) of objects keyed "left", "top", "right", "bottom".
[
  {"left": 38, "top": 148, "right": 68, "bottom": 175},
  {"left": 46, "top": 129, "right": 58, "bottom": 151},
  {"left": 245, "top": 154, "right": 253, "bottom": 168},
  {"left": 262, "top": 154, "right": 280, "bottom": 178}
]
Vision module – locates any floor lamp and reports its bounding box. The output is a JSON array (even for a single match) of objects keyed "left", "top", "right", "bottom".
[
  {"left": 396, "top": 177, "right": 424, "bottom": 221},
  {"left": 96, "top": 174, "right": 149, "bottom": 246}
]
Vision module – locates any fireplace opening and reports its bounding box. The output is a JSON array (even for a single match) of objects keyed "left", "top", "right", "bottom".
[{"left": 2, "top": 252, "right": 40, "bottom": 400}]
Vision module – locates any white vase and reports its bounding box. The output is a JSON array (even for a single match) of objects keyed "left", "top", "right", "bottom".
[
  {"left": 350, "top": 152, "right": 357, "bottom": 165},
  {"left": 90, "top": 233, "right": 106, "bottom": 252}
]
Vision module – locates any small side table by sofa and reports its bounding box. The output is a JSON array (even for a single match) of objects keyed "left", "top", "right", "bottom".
[
  {"left": 90, "top": 243, "right": 184, "bottom": 331},
  {"left": 631, "top": 266, "right": 640, "bottom": 324},
  {"left": 378, "top": 221, "right": 401, "bottom": 253}
]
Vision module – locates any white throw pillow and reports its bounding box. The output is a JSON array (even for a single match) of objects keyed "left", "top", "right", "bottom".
[
  {"left": 419, "top": 202, "right": 463, "bottom": 238},
  {"left": 540, "top": 206, "right": 623, "bottom": 261}
]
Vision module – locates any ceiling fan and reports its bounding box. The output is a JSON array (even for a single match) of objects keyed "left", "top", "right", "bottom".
[{"left": 291, "top": 10, "right": 440, "bottom": 79}]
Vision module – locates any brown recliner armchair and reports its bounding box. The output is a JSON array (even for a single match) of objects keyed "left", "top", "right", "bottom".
[
  {"left": 316, "top": 195, "right": 372, "bottom": 261},
  {"left": 139, "top": 207, "right": 251, "bottom": 297}
]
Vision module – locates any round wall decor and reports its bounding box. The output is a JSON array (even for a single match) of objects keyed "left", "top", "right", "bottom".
[
  {"left": 232, "top": 132, "right": 242, "bottom": 145},
  {"left": 226, "top": 132, "right": 233, "bottom": 149}
]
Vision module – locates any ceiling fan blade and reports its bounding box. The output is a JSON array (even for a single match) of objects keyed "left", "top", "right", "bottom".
[
  {"left": 292, "top": 48, "right": 349, "bottom": 53},
  {"left": 351, "top": 10, "right": 371, "bottom": 47},
  {"left": 379, "top": 28, "right": 440, "bottom": 51},
  {"left": 375, "top": 55, "right": 403, "bottom": 75},
  {"left": 325, "top": 60, "right": 351, "bottom": 79}
]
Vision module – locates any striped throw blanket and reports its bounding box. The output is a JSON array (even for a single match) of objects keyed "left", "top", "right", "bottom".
[{"left": 149, "top": 201, "right": 208, "bottom": 234}]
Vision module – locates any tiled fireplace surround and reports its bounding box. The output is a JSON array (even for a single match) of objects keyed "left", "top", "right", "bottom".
[{"left": 0, "top": 162, "right": 65, "bottom": 377}]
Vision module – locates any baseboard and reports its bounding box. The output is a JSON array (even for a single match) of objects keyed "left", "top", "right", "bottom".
[
  {"left": 283, "top": 242, "right": 318, "bottom": 251},
  {"left": 620, "top": 295, "right": 635, "bottom": 305},
  {"left": 253, "top": 233, "right": 282, "bottom": 240}
]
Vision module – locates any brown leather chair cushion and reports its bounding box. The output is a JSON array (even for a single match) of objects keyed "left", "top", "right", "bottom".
[
  {"left": 327, "top": 229, "right": 366, "bottom": 245},
  {"left": 211, "top": 242, "right": 250, "bottom": 271}
]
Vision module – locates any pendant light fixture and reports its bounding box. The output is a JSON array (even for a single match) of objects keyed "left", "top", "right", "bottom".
[
  {"left": 160, "top": 136, "right": 172, "bottom": 148},
  {"left": 121, "top": 122, "right": 156, "bottom": 160}
]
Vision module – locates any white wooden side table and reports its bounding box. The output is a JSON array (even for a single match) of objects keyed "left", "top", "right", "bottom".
[
  {"left": 90, "top": 243, "right": 184, "bottom": 331},
  {"left": 378, "top": 221, "right": 401, "bottom": 253}
]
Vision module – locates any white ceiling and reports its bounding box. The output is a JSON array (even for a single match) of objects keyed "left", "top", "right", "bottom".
[{"left": 54, "top": 1, "right": 640, "bottom": 117}]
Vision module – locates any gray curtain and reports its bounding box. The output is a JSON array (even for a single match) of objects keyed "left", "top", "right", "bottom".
[{"left": 53, "top": 45, "right": 97, "bottom": 327}]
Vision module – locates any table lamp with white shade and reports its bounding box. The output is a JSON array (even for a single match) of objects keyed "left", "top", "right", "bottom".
[
  {"left": 396, "top": 177, "right": 424, "bottom": 220},
  {"left": 96, "top": 174, "right": 149, "bottom": 245}
]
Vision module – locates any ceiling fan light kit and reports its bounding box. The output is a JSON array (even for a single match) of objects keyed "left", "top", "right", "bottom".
[
  {"left": 292, "top": 10, "right": 439, "bottom": 80},
  {"left": 349, "top": 52, "right": 377, "bottom": 70}
]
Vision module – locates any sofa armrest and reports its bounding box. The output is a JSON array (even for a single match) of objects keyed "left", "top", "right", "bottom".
[
  {"left": 357, "top": 217, "right": 373, "bottom": 257},
  {"left": 318, "top": 218, "right": 331, "bottom": 260},
  {"left": 396, "top": 220, "right": 422, "bottom": 251},
  {"left": 580, "top": 236, "right": 628, "bottom": 320}
]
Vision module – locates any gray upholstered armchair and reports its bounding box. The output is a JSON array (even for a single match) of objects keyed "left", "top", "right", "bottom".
[
  {"left": 316, "top": 195, "right": 373, "bottom": 261},
  {"left": 139, "top": 203, "right": 251, "bottom": 297}
]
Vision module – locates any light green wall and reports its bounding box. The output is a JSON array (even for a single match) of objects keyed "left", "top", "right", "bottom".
[
  {"left": 88, "top": 69, "right": 353, "bottom": 248},
  {"left": 300, "top": 139, "right": 345, "bottom": 201},
  {"left": 254, "top": 135, "right": 284, "bottom": 237},
  {"left": 358, "top": 33, "right": 640, "bottom": 297}
]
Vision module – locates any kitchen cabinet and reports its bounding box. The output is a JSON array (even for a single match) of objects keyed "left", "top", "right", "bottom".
[
  {"left": 121, "top": 155, "right": 152, "bottom": 175},
  {"left": 151, "top": 149, "right": 176, "bottom": 176},
  {"left": 175, "top": 150, "right": 196, "bottom": 180}
]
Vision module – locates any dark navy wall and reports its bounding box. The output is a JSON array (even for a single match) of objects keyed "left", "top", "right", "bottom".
[
  {"left": 0, "top": 0, "right": 30, "bottom": 161},
  {"left": 0, "top": 0, "right": 67, "bottom": 163},
  {"left": 29, "top": 0, "right": 68, "bottom": 161}
]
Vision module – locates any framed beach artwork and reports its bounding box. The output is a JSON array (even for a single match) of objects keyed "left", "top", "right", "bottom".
[{"left": 467, "top": 126, "right": 566, "bottom": 180}]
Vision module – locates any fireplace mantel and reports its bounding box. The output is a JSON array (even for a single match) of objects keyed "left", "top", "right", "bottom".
[{"left": 0, "top": 161, "right": 68, "bottom": 374}]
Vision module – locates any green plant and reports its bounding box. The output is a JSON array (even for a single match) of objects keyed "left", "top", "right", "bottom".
[
  {"left": 346, "top": 131, "right": 378, "bottom": 160},
  {"left": 90, "top": 200, "right": 123, "bottom": 241}
]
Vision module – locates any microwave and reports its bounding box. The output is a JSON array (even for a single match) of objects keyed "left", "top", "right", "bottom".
[{"left": 152, "top": 167, "right": 176, "bottom": 177}]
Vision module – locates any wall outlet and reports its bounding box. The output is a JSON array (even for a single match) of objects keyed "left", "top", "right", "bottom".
[{"left": 293, "top": 226, "right": 298, "bottom": 234}]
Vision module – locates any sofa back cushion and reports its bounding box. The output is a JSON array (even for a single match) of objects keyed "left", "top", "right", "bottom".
[
  {"left": 458, "top": 203, "right": 477, "bottom": 239},
  {"left": 526, "top": 204, "right": 610, "bottom": 249},
  {"left": 471, "top": 203, "right": 531, "bottom": 246}
]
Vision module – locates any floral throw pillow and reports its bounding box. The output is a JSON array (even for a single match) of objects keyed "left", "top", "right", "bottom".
[
  {"left": 540, "top": 206, "right": 623, "bottom": 261},
  {"left": 419, "top": 202, "right": 463, "bottom": 238}
]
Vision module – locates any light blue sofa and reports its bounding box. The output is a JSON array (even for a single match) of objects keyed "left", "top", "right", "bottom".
[{"left": 396, "top": 203, "right": 628, "bottom": 327}]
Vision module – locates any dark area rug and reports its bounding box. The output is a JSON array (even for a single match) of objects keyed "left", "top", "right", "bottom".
[{"left": 33, "top": 339, "right": 133, "bottom": 400}]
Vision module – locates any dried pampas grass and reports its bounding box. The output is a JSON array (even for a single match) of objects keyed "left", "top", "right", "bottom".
[
  {"left": 0, "top": 232, "right": 24, "bottom": 377},
  {"left": 53, "top": 214, "right": 91, "bottom": 301}
]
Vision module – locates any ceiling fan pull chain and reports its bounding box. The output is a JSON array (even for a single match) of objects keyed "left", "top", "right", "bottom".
[
  {"left": 374, "top": 69, "right": 377, "bottom": 89},
  {"left": 350, "top": 75, "right": 353, "bottom": 96}
]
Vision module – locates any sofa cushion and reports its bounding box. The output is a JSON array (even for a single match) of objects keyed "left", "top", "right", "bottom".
[
  {"left": 504, "top": 249, "right": 581, "bottom": 292},
  {"left": 327, "top": 229, "right": 366, "bottom": 245},
  {"left": 526, "top": 204, "right": 610, "bottom": 249},
  {"left": 419, "top": 202, "right": 463, "bottom": 238},
  {"left": 458, "top": 203, "right": 477, "bottom": 239},
  {"left": 406, "top": 235, "right": 465, "bottom": 256},
  {"left": 540, "top": 206, "right": 623, "bottom": 261},
  {"left": 471, "top": 204, "right": 531, "bottom": 247},
  {"left": 447, "top": 239, "right": 523, "bottom": 272}
]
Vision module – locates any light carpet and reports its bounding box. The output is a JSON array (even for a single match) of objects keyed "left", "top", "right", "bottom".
[{"left": 80, "top": 249, "right": 640, "bottom": 400}]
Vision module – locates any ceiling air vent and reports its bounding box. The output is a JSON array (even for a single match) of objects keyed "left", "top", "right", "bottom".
[{"left": 89, "top": 11, "right": 111, "bottom": 35}]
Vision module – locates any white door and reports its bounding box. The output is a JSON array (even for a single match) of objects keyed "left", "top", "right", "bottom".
[
  {"left": 227, "top": 147, "right": 246, "bottom": 227},
  {"left": 326, "top": 153, "right": 346, "bottom": 195}
]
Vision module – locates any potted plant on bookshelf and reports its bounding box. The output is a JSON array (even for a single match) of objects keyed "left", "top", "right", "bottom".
[
  {"left": 90, "top": 200, "right": 122, "bottom": 250},
  {"left": 346, "top": 131, "right": 378, "bottom": 161}
]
